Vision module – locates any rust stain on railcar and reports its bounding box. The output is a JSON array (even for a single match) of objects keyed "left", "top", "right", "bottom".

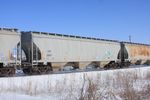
[{"left": 128, "top": 45, "right": 150, "bottom": 57}]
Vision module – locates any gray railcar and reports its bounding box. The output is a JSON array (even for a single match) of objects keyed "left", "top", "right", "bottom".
[{"left": 21, "top": 31, "right": 121, "bottom": 71}]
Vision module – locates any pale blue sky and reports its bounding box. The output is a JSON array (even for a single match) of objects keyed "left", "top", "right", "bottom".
[{"left": 0, "top": 0, "right": 150, "bottom": 43}]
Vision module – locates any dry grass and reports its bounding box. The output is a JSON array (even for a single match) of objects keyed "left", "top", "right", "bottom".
[
  {"left": 115, "top": 72, "right": 139, "bottom": 100},
  {"left": 21, "top": 70, "right": 150, "bottom": 100},
  {"left": 1, "top": 69, "right": 150, "bottom": 100},
  {"left": 77, "top": 74, "right": 105, "bottom": 100},
  {"left": 145, "top": 70, "right": 150, "bottom": 80},
  {"left": 138, "top": 84, "right": 150, "bottom": 100}
]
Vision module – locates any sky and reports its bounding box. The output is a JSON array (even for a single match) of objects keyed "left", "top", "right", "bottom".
[{"left": 0, "top": 0, "right": 150, "bottom": 44}]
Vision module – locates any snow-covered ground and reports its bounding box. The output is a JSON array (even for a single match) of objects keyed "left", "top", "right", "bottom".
[
  {"left": 0, "top": 93, "right": 55, "bottom": 100},
  {"left": 0, "top": 67, "right": 150, "bottom": 100}
]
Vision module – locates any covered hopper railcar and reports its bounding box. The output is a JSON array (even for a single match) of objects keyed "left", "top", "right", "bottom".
[
  {"left": 123, "top": 42, "right": 150, "bottom": 65},
  {"left": 21, "top": 31, "right": 123, "bottom": 73}
]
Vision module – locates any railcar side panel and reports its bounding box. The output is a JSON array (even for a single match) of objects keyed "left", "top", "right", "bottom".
[
  {"left": 124, "top": 43, "right": 150, "bottom": 64},
  {"left": 32, "top": 33, "right": 120, "bottom": 63},
  {"left": 0, "top": 30, "right": 20, "bottom": 66}
]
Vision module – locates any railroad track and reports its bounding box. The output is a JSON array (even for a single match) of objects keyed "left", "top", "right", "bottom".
[{"left": 12, "top": 65, "right": 148, "bottom": 78}]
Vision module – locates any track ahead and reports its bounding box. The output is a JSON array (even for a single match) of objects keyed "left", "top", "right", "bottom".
[{"left": 14, "top": 65, "right": 148, "bottom": 77}]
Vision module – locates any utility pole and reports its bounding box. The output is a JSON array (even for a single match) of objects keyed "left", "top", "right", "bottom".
[{"left": 129, "top": 35, "right": 131, "bottom": 43}]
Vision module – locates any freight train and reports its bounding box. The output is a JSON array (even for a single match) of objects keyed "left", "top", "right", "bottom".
[{"left": 0, "top": 28, "right": 150, "bottom": 76}]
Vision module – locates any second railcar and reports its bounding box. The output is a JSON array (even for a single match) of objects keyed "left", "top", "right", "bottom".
[{"left": 124, "top": 42, "right": 150, "bottom": 65}]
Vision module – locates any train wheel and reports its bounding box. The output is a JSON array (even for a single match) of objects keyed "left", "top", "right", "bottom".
[
  {"left": 0, "top": 67, "right": 15, "bottom": 77},
  {"left": 23, "top": 68, "right": 31, "bottom": 74}
]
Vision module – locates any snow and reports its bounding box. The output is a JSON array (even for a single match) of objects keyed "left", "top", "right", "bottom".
[
  {"left": 0, "top": 92, "right": 60, "bottom": 100},
  {"left": 0, "top": 66, "right": 150, "bottom": 100},
  {"left": 0, "top": 93, "right": 45, "bottom": 100}
]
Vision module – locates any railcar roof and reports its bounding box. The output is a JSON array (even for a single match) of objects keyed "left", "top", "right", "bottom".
[
  {"left": 22, "top": 31, "right": 150, "bottom": 46},
  {"left": 21, "top": 31, "right": 120, "bottom": 43},
  {"left": 0, "top": 28, "right": 149, "bottom": 46},
  {"left": 121, "top": 41, "right": 150, "bottom": 46},
  {"left": 0, "top": 28, "right": 18, "bottom": 32}
]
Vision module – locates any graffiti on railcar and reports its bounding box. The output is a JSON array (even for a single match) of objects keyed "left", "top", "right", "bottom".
[{"left": 102, "top": 51, "right": 112, "bottom": 59}]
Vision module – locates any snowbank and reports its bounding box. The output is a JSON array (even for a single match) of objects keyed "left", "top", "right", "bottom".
[{"left": 0, "top": 67, "right": 150, "bottom": 100}]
